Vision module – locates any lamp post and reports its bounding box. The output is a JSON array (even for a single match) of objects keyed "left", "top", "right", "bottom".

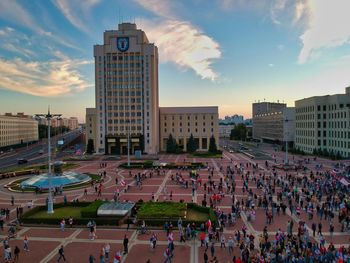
[{"left": 35, "top": 107, "right": 62, "bottom": 214}]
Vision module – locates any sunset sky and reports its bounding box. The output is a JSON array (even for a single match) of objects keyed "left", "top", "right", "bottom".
[{"left": 0, "top": 0, "right": 349, "bottom": 122}]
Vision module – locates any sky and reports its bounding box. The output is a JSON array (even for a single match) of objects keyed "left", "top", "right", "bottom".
[{"left": 0, "top": 0, "right": 350, "bottom": 122}]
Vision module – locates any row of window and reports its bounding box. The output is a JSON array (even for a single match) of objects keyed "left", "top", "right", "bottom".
[
  {"left": 164, "top": 115, "right": 215, "bottom": 121},
  {"left": 296, "top": 103, "right": 350, "bottom": 113},
  {"left": 164, "top": 122, "right": 214, "bottom": 127},
  {"left": 164, "top": 128, "right": 214, "bottom": 134}
]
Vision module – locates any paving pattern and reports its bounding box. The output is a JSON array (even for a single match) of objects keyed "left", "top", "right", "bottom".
[{"left": 0, "top": 148, "right": 349, "bottom": 262}]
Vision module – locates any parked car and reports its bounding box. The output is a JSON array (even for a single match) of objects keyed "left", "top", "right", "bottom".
[
  {"left": 17, "top": 159, "right": 28, "bottom": 164},
  {"left": 38, "top": 150, "right": 44, "bottom": 154}
]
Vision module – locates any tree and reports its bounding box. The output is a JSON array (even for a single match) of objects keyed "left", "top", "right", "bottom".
[
  {"left": 187, "top": 134, "right": 197, "bottom": 153},
  {"left": 86, "top": 139, "right": 94, "bottom": 154},
  {"left": 166, "top": 134, "right": 177, "bottom": 153},
  {"left": 208, "top": 135, "right": 218, "bottom": 153},
  {"left": 139, "top": 134, "right": 145, "bottom": 153},
  {"left": 229, "top": 124, "right": 247, "bottom": 141}
]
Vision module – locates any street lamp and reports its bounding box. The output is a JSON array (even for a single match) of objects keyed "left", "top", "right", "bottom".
[{"left": 35, "top": 107, "right": 62, "bottom": 214}]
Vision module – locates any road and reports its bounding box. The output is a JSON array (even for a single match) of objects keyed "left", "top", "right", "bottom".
[{"left": 0, "top": 129, "right": 84, "bottom": 171}]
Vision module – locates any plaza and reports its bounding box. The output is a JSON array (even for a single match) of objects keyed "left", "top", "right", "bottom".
[{"left": 0, "top": 145, "right": 349, "bottom": 262}]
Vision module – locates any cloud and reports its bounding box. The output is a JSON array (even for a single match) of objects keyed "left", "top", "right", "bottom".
[
  {"left": 0, "top": 58, "right": 93, "bottom": 97},
  {"left": 53, "top": 0, "right": 101, "bottom": 33},
  {"left": 0, "top": 1, "right": 45, "bottom": 34},
  {"left": 135, "top": 0, "right": 221, "bottom": 80},
  {"left": 133, "top": 0, "right": 175, "bottom": 18},
  {"left": 298, "top": 0, "right": 350, "bottom": 64},
  {"left": 141, "top": 19, "right": 221, "bottom": 81},
  {"left": 270, "top": 0, "right": 287, "bottom": 24}
]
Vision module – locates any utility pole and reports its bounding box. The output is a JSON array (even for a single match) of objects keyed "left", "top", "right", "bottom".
[{"left": 35, "top": 107, "right": 62, "bottom": 214}]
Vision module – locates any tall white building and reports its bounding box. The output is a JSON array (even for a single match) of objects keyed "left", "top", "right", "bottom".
[
  {"left": 295, "top": 87, "right": 350, "bottom": 158},
  {"left": 92, "top": 23, "right": 159, "bottom": 154}
]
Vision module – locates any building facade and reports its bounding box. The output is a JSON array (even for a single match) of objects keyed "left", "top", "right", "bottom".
[
  {"left": 92, "top": 23, "right": 159, "bottom": 154},
  {"left": 85, "top": 108, "right": 97, "bottom": 148},
  {"left": 0, "top": 113, "right": 38, "bottom": 149},
  {"left": 159, "top": 107, "right": 219, "bottom": 152},
  {"left": 86, "top": 23, "right": 219, "bottom": 155},
  {"left": 295, "top": 87, "right": 350, "bottom": 158},
  {"left": 253, "top": 102, "right": 295, "bottom": 144},
  {"left": 219, "top": 124, "right": 235, "bottom": 138}
]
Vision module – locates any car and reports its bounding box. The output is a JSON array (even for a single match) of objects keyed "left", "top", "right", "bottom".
[
  {"left": 38, "top": 150, "right": 44, "bottom": 154},
  {"left": 17, "top": 158, "right": 28, "bottom": 164},
  {"left": 229, "top": 150, "right": 234, "bottom": 153}
]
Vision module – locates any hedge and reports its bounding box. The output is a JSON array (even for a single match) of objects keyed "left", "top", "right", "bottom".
[
  {"left": 136, "top": 202, "right": 217, "bottom": 226},
  {"left": 80, "top": 200, "right": 106, "bottom": 218},
  {"left": 20, "top": 201, "right": 122, "bottom": 226}
]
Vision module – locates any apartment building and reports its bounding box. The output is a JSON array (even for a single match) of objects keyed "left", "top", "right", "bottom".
[{"left": 295, "top": 87, "right": 350, "bottom": 158}]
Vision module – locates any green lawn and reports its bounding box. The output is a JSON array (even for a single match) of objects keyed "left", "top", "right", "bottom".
[
  {"left": 186, "top": 208, "right": 210, "bottom": 222},
  {"left": 27, "top": 207, "right": 82, "bottom": 219},
  {"left": 137, "top": 202, "right": 187, "bottom": 219}
]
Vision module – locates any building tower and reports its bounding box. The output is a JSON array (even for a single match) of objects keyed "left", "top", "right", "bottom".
[{"left": 92, "top": 23, "right": 159, "bottom": 154}]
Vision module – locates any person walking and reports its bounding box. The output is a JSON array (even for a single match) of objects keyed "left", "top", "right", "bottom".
[
  {"left": 99, "top": 247, "right": 105, "bottom": 263},
  {"left": 14, "top": 245, "right": 20, "bottom": 263},
  {"left": 60, "top": 218, "right": 65, "bottom": 232},
  {"left": 23, "top": 235, "right": 29, "bottom": 251},
  {"left": 228, "top": 236, "right": 234, "bottom": 254},
  {"left": 318, "top": 222, "right": 322, "bottom": 236},
  {"left": 163, "top": 247, "right": 171, "bottom": 263},
  {"left": 204, "top": 251, "right": 209, "bottom": 263},
  {"left": 210, "top": 242, "right": 215, "bottom": 258},
  {"left": 123, "top": 235, "right": 129, "bottom": 254},
  {"left": 311, "top": 222, "right": 316, "bottom": 237},
  {"left": 89, "top": 254, "right": 96, "bottom": 263},
  {"left": 104, "top": 243, "right": 110, "bottom": 260},
  {"left": 113, "top": 251, "right": 121, "bottom": 263},
  {"left": 57, "top": 245, "right": 66, "bottom": 262}
]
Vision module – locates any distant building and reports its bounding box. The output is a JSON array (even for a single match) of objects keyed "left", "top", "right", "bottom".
[
  {"left": 37, "top": 117, "right": 79, "bottom": 130},
  {"left": 0, "top": 113, "right": 38, "bottom": 149},
  {"left": 219, "top": 114, "right": 244, "bottom": 124},
  {"left": 159, "top": 107, "right": 218, "bottom": 152},
  {"left": 219, "top": 124, "right": 235, "bottom": 138},
  {"left": 252, "top": 102, "right": 295, "bottom": 145},
  {"left": 295, "top": 87, "right": 350, "bottom": 158}
]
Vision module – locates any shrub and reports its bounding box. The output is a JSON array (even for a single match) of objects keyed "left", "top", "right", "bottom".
[{"left": 80, "top": 200, "right": 106, "bottom": 218}]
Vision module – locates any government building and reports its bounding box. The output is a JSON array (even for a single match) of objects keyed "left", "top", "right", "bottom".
[
  {"left": 0, "top": 113, "right": 38, "bottom": 149},
  {"left": 86, "top": 23, "right": 218, "bottom": 154},
  {"left": 252, "top": 102, "right": 295, "bottom": 146},
  {"left": 295, "top": 87, "right": 350, "bottom": 158}
]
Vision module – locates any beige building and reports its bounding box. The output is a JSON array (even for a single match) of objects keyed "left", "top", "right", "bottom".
[
  {"left": 0, "top": 113, "right": 38, "bottom": 148},
  {"left": 219, "top": 124, "right": 235, "bottom": 138},
  {"left": 159, "top": 107, "right": 219, "bottom": 152},
  {"left": 86, "top": 23, "right": 219, "bottom": 155},
  {"left": 90, "top": 23, "right": 159, "bottom": 154},
  {"left": 253, "top": 102, "right": 295, "bottom": 144},
  {"left": 295, "top": 87, "right": 350, "bottom": 158},
  {"left": 38, "top": 117, "right": 79, "bottom": 130},
  {"left": 67, "top": 117, "right": 79, "bottom": 130},
  {"left": 86, "top": 108, "right": 97, "bottom": 148}
]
